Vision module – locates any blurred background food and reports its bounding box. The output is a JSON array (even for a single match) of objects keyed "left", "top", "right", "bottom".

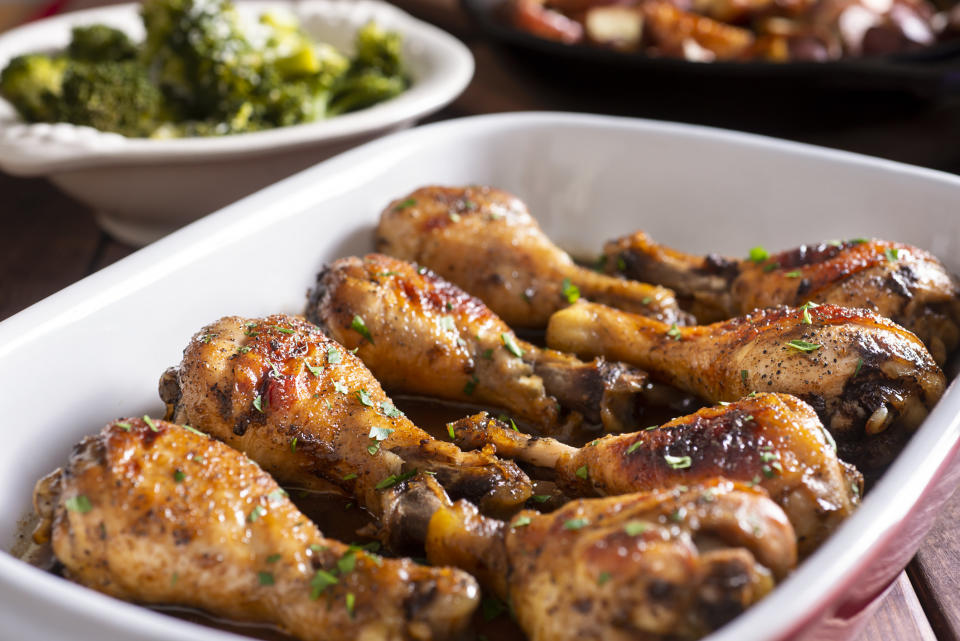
[
  {"left": 506, "top": 0, "right": 960, "bottom": 62},
  {"left": 0, "top": 0, "right": 409, "bottom": 136}
]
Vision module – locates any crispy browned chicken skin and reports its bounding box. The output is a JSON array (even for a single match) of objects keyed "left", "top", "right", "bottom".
[
  {"left": 161, "top": 314, "right": 531, "bottom": 515},
  {"left": 307, "top": 254, "right": 649, "bottom": 435},
  {"left": 32, "top": 418, "right": 480, "bottom": 641},
  {"left": 546, "top": 301, "right": 944, "bottom": 463},
  {"left": 605, "top": 232, "right": 960, "bottom": 363},
  {"left": 375, "top": 185, "right": 688, "bottom": 329},
  {"left": 450, "top": 393, "right": 862, "bottom": 555},
  {"left": 381, "top": 474, "right": 796, "bottom": 641}
]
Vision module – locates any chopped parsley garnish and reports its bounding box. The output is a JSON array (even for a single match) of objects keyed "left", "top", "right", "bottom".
[
  {"left": 641, "top": 296, "right": 653, "bottom": 305},
  {"left": 380, "top": 402, "right": 402, "bottom": 418},
  {"left": 310, "top": 570, "right": 338, "bottom": 599},
  {"left": 290, "top": 437, "right": 298, "bottom": 452},
  {"left": 367, "top": 443, "right": 381, "bottom": 455},
  {"left": 143, "top": 415, "right": 158, "bottom": 432},
  {"left": 355, "top": 389, "right": 374, "bottom": 407},
  {"left": 351, "top": 315, "right": 373, "bottom": 343},
  {"left": 369, "top": 426, "right": 394, "bottom": 441},
  {"left": 199, "top": 334, "right": 214, "bottom": 343},
  {"left": 748, "top": 246, "right": 769, "bottom": 263},
  {"left": 481, "top": 348, "right": 494, "bottom": 360},
  {"left": 342, "top": 473, "right": 358, "bottom": 481},
  {"left": 116, "top": 421, "right": 132, "bottom": 431},
  {"left": 268, "top": 489, "right": 288, "bottom": 504},
  {"left": 575, "top": 465, "right": 589, "bottom": 480},
  {"left": 799, "top": 300, "right": 820, "bottom": 325},
  {"left": 333, "top": 380, "right": 349, "bottom": 394},
  {"left": 854, "top": 357, "right": 863, "bottom": 377},
  {"left": 375, "top": 469, "right": 418, "bottom": 490},
  {"left": 626, "top": 440, "right": 643, "bottom": 455},
  {"left": 272, "top": 325, "right": 295, "bottom": 334},
  {"left": 345, "top": 592, "right": 356, "bottom": 618},
  {"left": 501, "top": 333, "right": 525, "bottom": 358},
  {"left": 65, "top": 495, "right": 92, "bottom": 513},
  {"left": 447, "top": 423, "right": 456, "bottom": 440},
  {"left": 337, "top": 552, "right": 357, "bottom": 575},
  {"left": 741, "top": 369, "right": 749, "bottom": 384},
  {"left": 885, "top": 247, "right": 900, "bottom": 262},
  {"left": 327, "top": 346, "right": 342, "bottom": 364},
  {"left": 258, "top": 571, "right": 275, "bottom": 586},
  {"left": 563, "top": 518, "right": 589, "bottom": 530},
  {"left": 253, "top": 395, "right": 265, "bottom": 412},
  {"left": 624, "top": 520, "right": 647, "bottom": 536},
  {"left": 377, "top": 271, "right": 398, "bottom": 278},
  {"left": 531, "top": 494, "right": 551, "bottom": 503},
  {"left": 448, "top": 211, "right": 461, "bottom": 223},
  {"left": 248, "top": 505, "right": 266, "bottom": 522},
  {"left": 266, "top": 554, "right": 282, "bottom": 563},
  {"left": 786, "top": 339, "right": 821, "bottom": 353},
  {"left": 597, "top": 572, "right": 612, "bottom": 586},
  {"left": 667, "top": 323, "right": 682, "bottom": 340},
  {"left": 763, "top": 261, "right": 780, "bottom": 273},
  {"left": 561, "top": 278, "right": 580, "bottom": 304},
  {"left": 173, "top": 470, "right": 185, "bottom": 483},
  {"left": 512, "top": 516, "right": 532, "bottom": 528},
  {"left": 307, "top": 363, "right": 323, "bottom": 376},
  {"left": 182, "top": 424, "right": 205, "bottom": 436},
  {"left": 237, "top": 346, "right": 252, "bottom": 354},
  {"left": 850, "top": 238, "right": 869, "bottom": 244},
  {"left": 482, "top": 596, "right": 507, "bottom": 622},
  {"left": 498, "top": 415, "right": 519, "bottom": 432},
  {"left": 664, "top": 454, "right": 692, "bottom": 469},
  {"left": 463, "top": 377, "right": 478, "bottom": 396},
  {"left": 309, "top": 544, "right": 327, "bottom": 553},
  {"left": 439, "top": 316, "right": 456, "bottom": 332},
  {"left": 785, "top": 270, "right": 802, "bottom": 278},
  {"left": 394, "top": 198, "right": 417, "bottom": 210}
]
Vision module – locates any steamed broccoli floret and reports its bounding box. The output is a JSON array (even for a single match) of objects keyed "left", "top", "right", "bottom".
[
  {"left": 352, "top": 21, "right": 404, "bottom": 77},
  {"left": 59, "top": 61, "right": 166, "bottom": 136},
  {"left": 328, "top": 70, "right": 407, "bottom": 116},
  {"left": 67, "top": 25, "right": 137, "bottom": 62},
  {"left": 0, "top": 54, "right": 67, "bottom": 122},
  {"left": 140, "top": 0, "right": 261, "bottom": 119}
]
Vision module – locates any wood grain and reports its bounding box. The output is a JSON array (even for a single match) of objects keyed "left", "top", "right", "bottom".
[
  {"left": 855, "top": 573, "right": 937, "bottom": 641},
  {"left": 909, "top": 487, "right": 960, "bottom": 641}
]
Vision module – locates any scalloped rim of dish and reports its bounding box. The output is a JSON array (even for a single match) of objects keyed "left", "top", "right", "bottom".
[{"left": 0, "top": 0, "right": 474, "bottom": 174}]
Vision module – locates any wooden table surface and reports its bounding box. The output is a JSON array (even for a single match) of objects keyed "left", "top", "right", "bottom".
[{"left": 3, "top": 1, "right": 960, "bottom": 638}]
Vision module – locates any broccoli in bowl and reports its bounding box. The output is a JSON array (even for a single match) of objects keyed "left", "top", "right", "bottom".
[{"left": 0, "top": 0, "right": 410, "bottom": 137}]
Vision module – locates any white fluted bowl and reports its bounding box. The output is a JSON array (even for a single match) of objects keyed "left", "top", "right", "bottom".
[{"left": 0, "top": 0, "right": 474, "bottom": 245}]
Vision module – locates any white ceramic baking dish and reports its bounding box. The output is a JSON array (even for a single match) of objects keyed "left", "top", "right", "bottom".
[
  {"left": 0, "top": 0, "right": 473, "bottom": 245},
  {"left": 1, "top": 112, "right": 959, "bottom": 641}
]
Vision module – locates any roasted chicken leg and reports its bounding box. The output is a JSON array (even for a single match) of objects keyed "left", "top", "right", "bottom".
[
  {"left": 33, "top": 417, "right": 480, "bottom": 641},
  {"left": 161, "top": 314, "right": 531, "bottom": 515},
  {"left": 375, "top": 185, "right": 689, "bottom": 328},
  {"left": 605, "top": 232, "right": 960, "bottom": 363},
  {"left": 381, "top": 473, "right": 796, "bottom": 641},
  {"left": 307, "top": 253, "right": 652, "bottom": 435},
  {"left": 449, "top": 393, "right": 862, "bottom": 555},
  {"left": 546, "top": 301, "right": 945, "bottom": 456}
]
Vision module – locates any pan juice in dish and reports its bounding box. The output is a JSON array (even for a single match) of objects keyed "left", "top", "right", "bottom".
[{"left": 17, "top": 182, "right": 958, "bottom": 641}]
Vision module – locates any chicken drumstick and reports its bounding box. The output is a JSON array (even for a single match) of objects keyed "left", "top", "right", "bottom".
[{"left": 33, "top": 417, "right": 480, "bottom": 641}]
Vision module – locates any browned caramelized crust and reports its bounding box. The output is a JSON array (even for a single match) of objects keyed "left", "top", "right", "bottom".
[
  {"left": 605, "top": 232, "right": 960, "bottom": 364},
  {"left": 376, "top": 186, "right": 688, "bottom": 329},
  {"left": 380, "top": 474, "right": 796, "bottom": 641},
  {"left": 308, "top": 253, "right": 649, "bottom": 435},
  {"left": 34, "top": 418, "right": 479, "bottom": 641},
  {"left": 451, "top": 393, "right": 861, "bottom": 555},
  {"left": 546, "top": 300, "right": 945, "bottom": 463},
  {"left": 164, "top": 314, "right": 532, "bottom": 515}
]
